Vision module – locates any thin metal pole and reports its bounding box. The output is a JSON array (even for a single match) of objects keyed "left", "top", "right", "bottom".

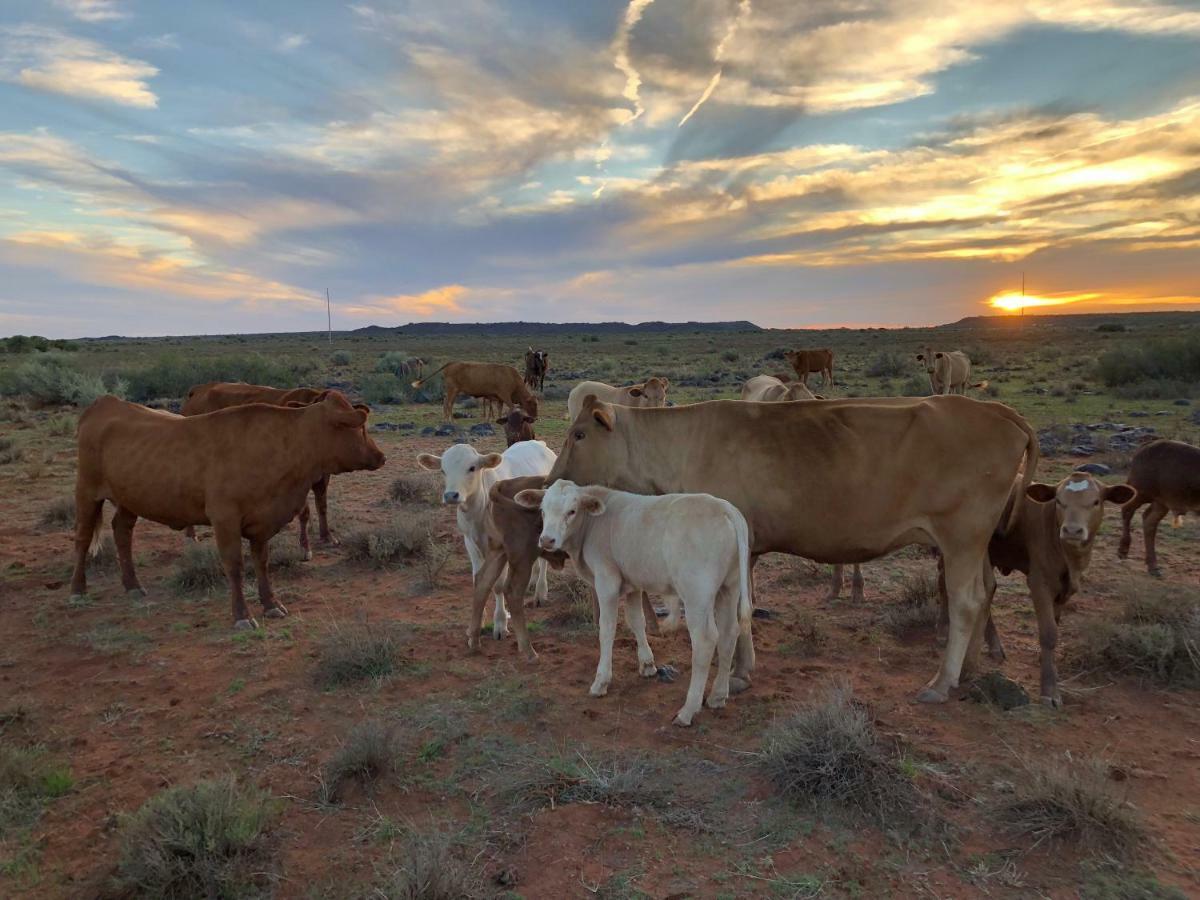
[{"left": 326, "top": 288, "right": 332, "bottom": 344}]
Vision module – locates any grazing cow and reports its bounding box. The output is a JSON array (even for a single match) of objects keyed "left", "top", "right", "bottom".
[
  {"left": 498, "top": 408, "right": 536, "bottom": 447},
  {"left": 413, "top": 362, "right": 538, "bottom": 423},
  {"left": 566, "top": 377, "right": 669, "bottom": 421},
  {"left": 181, "top": 382, "right": 339, "bottom": 556},
  {"left": 1118, "top": 439, "right": 1200, "bottom": 575},
  {"left": 939, "top": 473, "right": 1135, "bottom": 707},
  {"left": 523, "top": 348, "right": 549, "bottom": 391},
  {"left": 740, "top": 375, "right": 818, "bottom": 402},
  {"left": 547, "top": 395, "right": 1038, "bottom": 703},
  {"left": 69, "top": 392, "right": 385, "bottom": 628},
  {"left": 399, "top": 356, "right": 426, "bottom": 379},
  {"left": 915, "top": 348, "right": 987, "bottom": 395},
  {"left": 783, "top": 349, "right": 834, "bottom": 387},
  {"left": 516, "top": 480, "right": 752, "bottom": 726},
  {"left": 416, "top": 440, "right": 556, "bottom": 638}
]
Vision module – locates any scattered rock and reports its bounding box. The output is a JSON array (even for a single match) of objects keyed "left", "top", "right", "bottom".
[
  {"left": 372, "top": 422, "right": 401, "bottom": 431},
  {"left": 1173, "top": 399, "right": 1191, "bottom": 406},
  {"left": 1069, "top": 446, "right": 1093, "bottom": 457},
  {"left": 656, "top": 665, "right": 680, "bottom": 683},
  {"left": 1075, "top": 462, "right": 1112, "bottom": 476},
  {"left": 1129, "top": 410, "right": 1149, "bottom": 418},
  {"left": 469, "top": 422, "right": 496, "bottom": 436},
  {"left": 420, "top": 426, "right": 436, "bottom": 436},
  {"left": 965, "top": 672, "right": 1030, "bottom": 710},
  {"left": 398, "top": 421, "right": 416, "bottom": 430},
  {"left": 752, "top": 607, "right": 779, "bottom": 620},
  {"left": 434, "top": 423, "right": 460, "bottom": 437}
]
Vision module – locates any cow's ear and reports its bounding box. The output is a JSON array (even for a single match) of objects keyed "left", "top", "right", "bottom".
[
  {"left": 812, "top": 393, "right": 825, "bottom": 400},
  {"left": 915, "top": 354, "right": 924, "bottom": 361},
  {"left": 934, "top": 352, "right": 944, "bottom": 359},
  {"left": 285, "top": 400, "right": 307, "bottom": 409},
  {"left": 660, "top": 378, "right": 669, "bottom": 389},
  {"left": 628, "top": 387, "right": 644, "bottom": 397},
  {"left": 514, "top": 489, "right": 544, "bottom": 509},
  {"left": 592, "top": 405, "right": 615, "bottom": 431},
  {"left": 480, "top": 453, "right": 503, "bottom": 470},
  {"left": 416, "top": 453, "right": 441, "bottom": 471},
  {"left": 353, "top": 403, "right": 370, "bottom": 417},
  {"left": 1104, "top": 484, "right": 1137, "bottom": 505},
  {"left": 580, "top": 492, "right": 606, "bottom": 516},
  {"left": 523, "top": 415, "right": 535, "bottom": 424},
  {"left": 1026, "top": 482, "right": 1057, "bottom": 503}
]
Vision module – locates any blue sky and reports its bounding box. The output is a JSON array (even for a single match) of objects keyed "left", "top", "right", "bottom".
[{"left": 1, "top": 0, "right": 1198, "bottom": 337}]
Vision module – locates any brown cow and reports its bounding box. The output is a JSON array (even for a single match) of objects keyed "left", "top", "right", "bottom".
[
  {"left": 69, "top": 392, "right": 385, "bottom": 628},
  {"left": 547, "top": 395, "right": 1037, "bottom": 703},
  {"left": 182, "top": 382, "right": 338, "bottom": 556},
  {"left": 939, "top": 473, "right": 1135, "bottom": 707},
  {"left": 498, "top": 408, "right": 536, "bottom": 446},
  {"left": 740, "top": 375, "right": 818, "bottom": 402},
  {"left": 784, "top": 349, "right": 834, "bottom": 387},
  {"left": 566, "top": 377, "right": 669, "bottom": 420},
  {"left": 523, "top": 348, "right": 549, "bottom": 391},
  {"left": 413, "top": 362, "right": 538, "bottom": 423},
  {"left": 1118, "top": 439, "right": 1200, "bottom": 575}
]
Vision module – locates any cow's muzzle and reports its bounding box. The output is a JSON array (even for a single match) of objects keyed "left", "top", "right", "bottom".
[
  {"left": 443, "top": 491, "right": 460, "bottom": 505},
  {"left": 538, "top": 535, "right": 557, "bottom": 550}
]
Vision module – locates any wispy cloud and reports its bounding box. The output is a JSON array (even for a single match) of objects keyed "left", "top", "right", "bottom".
[
  {"left": 53, "top": 0, "right": 127, "bottom": 23},
  {"left": 344, "top": 285, "right": 470, "bottom": 318},
  {"left": 0, "top": 26, "right": 158, "bottom": 108},
  {"left": 613, "top": 0, "right": 654, "bottom": 122},
  {"left": 277, "top": 33, "right": 308, "bottom": 53}
]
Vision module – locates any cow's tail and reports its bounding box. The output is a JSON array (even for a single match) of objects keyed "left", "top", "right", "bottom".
[
  {"left": 969, "top": 380, "right": 990, "bottom": 392},
  {"left": 728, "top": 504, "right": 753, "bottom": 632},
  {"left": 80, "top": 501, "right": 105, "bottom": 558},
  {"left": 411, "top": 362, "right": 450, "bottom": 389},
  {"left": 999, "top": 405, "right": 1039, "bottom": 534}
]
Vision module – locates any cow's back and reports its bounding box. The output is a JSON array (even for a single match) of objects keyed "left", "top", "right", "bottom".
[
  {"left": 448, "top": 363, "right": 522, "bottom": 397},
  {"left": 1129, "top": 439, "right": 1200, "bottom": 509}
]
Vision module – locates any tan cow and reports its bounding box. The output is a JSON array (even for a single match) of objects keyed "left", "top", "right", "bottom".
[
  {"left": 566, "top": 377, "right": 669, "bottom": 420},
  {"left": 1118, "top": 439, "right": 1200, "bottom": 575},
  {"left": 915, "top": 348, "right": 988, "bottom": 395},
  {"left": 740, "top": 375, "right": 818, "bottom": 402},
  {"left": 413, "top": 362, "right": 538, "bottom": 423},
  {"left": 181, "top": 382, "right": 338, "bottom": 556},
  {"left": 783, "top": 349, "right": 834, "bottom": 387},
  {"left": 939, "top": 473, "right": 1135, "bottom": 707},
  {"left": 547, "top": 395, "right": 1038, "bottom": 703},
  {"left": 69, "top": 392, "right": 385, "bottom": 628}
]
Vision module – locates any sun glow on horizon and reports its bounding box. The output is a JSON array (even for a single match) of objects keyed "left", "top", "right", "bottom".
[{"left": 987, "top": 291, "right": 1099, "bottom": 312}]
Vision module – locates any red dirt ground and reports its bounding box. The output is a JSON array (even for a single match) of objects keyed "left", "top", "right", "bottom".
[{"left": 1, "top": 416, "right": 1198, "bottom": 898}]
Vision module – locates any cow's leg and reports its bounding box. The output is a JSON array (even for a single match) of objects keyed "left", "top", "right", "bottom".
[
  {"left": 935, "top": 554, "right": 949, "bottom": 646},
  {"left": 918, "top": 547, "right": 987, "bottom": 702},
  {"left": 1118, "top": 495, "right": 1147, "bottom": 560},
  {"left": 850, "top": 564, "right": 864, "bottom": 602},
  {"left": 313, "top": 475, "right": 337, "bottom": 546},
  {"left": 1032, "top": 582, "right": 1062, "bottom": 708},
  {"left": 960, "top": 560, "right": 996, "bottom": 678},
  {"left": 674, "top": 590, "right": 719, "bottom": 727},
  {"left": 826, "top": 564, "right": 844, "bottom": 602},
  {"left": 590, "top": 576, "right": 621, "bottom": 697},
  {"left": 623, "top": 591, "right": 657, "bottom": 677},
  {"left": 642, "top": 591, "right": 660, "bottom": 636},
  {"left": 1143, "top": 501, "right": 1168, "bottom": 576},
  {"left": 184, "top": 525, "right": 198, "bottom": 543},
  {"left": 983, "top": 561, "right": 1005, "bottom": 662},
  {"left": 248, "top": 537, "right": 287, "bottom": 619},
  {"left": 111, "top": 505, "right": 145, "bottom": 597},
  {"left": 503, "top": 557, "right": 538, "bottom": 662},
  {"left": 69, "top": 496, "right": 104, "bottom": 600},
  {"left": 469, "top": 548, "right": 506, "bottom": 652},
  {"left": 297, "top": 503, "right": 313, "bottom": 561},
  {"left": 530, "top": 557, "right": 548, "bottom": 608},
  {"left": 213, "top": 522, "right": 254, "bottom": 629},
  {"left": 442, "top": 386, "right": 457, "bottom": 422},
  {"left": 707, "top": 585, "right": 738, "bottom": 711},
  {"left": 730, "top": 558, "right": 758, "bottom": 694}
]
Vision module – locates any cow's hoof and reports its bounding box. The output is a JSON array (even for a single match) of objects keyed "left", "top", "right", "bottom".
[
  {"left": 302, "top": 549, "right": 313, "bottom": 562},
  {"left": 264, "top": 605, "right": 287, "bottom": 619},
  {"left": 706, "top": 694, "right": 727, "bottom": 709},
  {"left": 1149, "top": 567, "right": 1163, "bottom": 578},
  {"left": 729, "top": 676, "right": 752, "bottom": 695},
  {"left": 589, "top": 682, "right": 609, "bottom": 697},
  {"left": 125, "top": 588, "right": 147, "bottom": 598},
  {"left": 916, "top": 686, "right": 949, "bottom": 704},
  {"left": 68, "top": 593, "right": 86, "bottom": 604},
  {"left": 1041, "top": 694, "right": 1063, "bottom": 710},
  {"left": 233, "top": 618, "right": 259, "bottom": 631},
  {"left": 523, "top": 648, "right": 539, "bottom": 663},
  {"left": 492, "top": 627, "right": 508, "bottom": 641},
  {"left": 672, "top": 712, "right": 695, "bottom": 727},
  {"left": 988, "top": 646, "right": 1007, "bottom": 663},
  {"left": 639, "top": 660, "right": 658, "bottom": 678},
  {"left": 319, "top": 535, "right": 340, "bottom": 547}
]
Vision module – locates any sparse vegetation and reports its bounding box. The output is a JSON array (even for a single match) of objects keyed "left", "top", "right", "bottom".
[
  {"left": 866, "top": 350, "right": 908, "bottom": 378},
  {"left": 39, "top": 495, "right": 75, "bottom": 530},
  {"left": 757, "top": 681, "right": 923, "bottom": 830},
  {"left": 389, "top": 473, "right": 435, "bottom": 504},
  {"left": 497, "top": 749, "right": 664, "bottom": 814},
  {"left": 113, "top": 776, "right": 277, "bottom": 898},
  {"left": 1079, "top": 862, "right": 1187, "bottom": 899},
  {"left": 0, "top": 354, "right": 114, "bottom": 406},
  {"left": 881, "top": 572, "right": 940, "bottom": 636},
  {"left": 169, "top": 542, "right": 226, "bottom": 595},
  {"left": 0, "top": 437, "right": 22, "bottom": 465},
  {"left": 319, "top": 719, "right": 403, "bottom": 803},
  {"left": 997, "top": 757, "right": 1143, "bottom": 857},
  {"left": 1067, "top": 582, "right": 1200, "bottom": 686},
  {"left": 0, "top": 744, "right": 73, "bottom": 839},
  {"left": 331, "top": 349, "right": 352, "bottom": 366},
  {"left": 372, "top": 830, "right": 482, "bottom": 900},
  {"left": 543, "top": 573, "right": 595, "bottom": 630},
  {"left": 344, "top": 516, "right": 437, "bottom": 568},
  {"left": 314, "top": 619, "right": 408, "bottom": 688}
]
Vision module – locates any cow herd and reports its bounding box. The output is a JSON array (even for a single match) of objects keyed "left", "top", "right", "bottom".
[{"left": 65, "top": 344, "right": 1198, "bottom": 726}]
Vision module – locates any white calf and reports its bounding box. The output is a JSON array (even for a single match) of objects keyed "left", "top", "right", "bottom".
[
  {"left": 417, "top": 441, "right": 556, "bottom": 638},
  {"left": 516, "top": 480, "right": 752, "bottom": 726}
]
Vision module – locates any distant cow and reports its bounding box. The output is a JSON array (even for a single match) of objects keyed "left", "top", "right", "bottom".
[
  {"left": 784, "top": 349, "right": 834, "bottom": 387},
  {"left": 181, "top": 382, "right": 339, "bottom": 556},
  {"left": 523, "top": 348, "right": 549, "bottom": 392},
  {"left": 69, "top": 393, "right": 385, "bottom": 628},
  {"left": 1118, "top": 439, "right": 1199, "bottom": 575},
  {"left": 940, "top": 473, "right": 1135, "bottom": 707},
  {"left": 517, "top": 480, "right": 752, "bottom": 726},
  {"left": 498, "top": 408, "right": 536, "bottom": 446},
  {"left": 417, "top": 440, "right": 556, "bottom": 639},
  {"left": 740, "top": 375, "right": 818, "bottom": 402},
  {"left": 915, "top": 348, "right": 987, "bottom": 395},
  {"left": 413, "top": 362, "right": 538, "bottom": 423},
  {"left": 566, "top": 377, "right": 669, "bottom": 421}
]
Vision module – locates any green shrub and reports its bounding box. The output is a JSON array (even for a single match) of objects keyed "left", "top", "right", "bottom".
[
  {"left": 331, "top": 349, "right": 352, "bottom": 366},
  {"left": 1096, "top": 323, "right": 1127, "bottom": 334},
  {"left": 373, "top": 830, "right": 482, "bottom": 899},
  {"left": 0, "top": 744, "right": 73, "bottom": 838},
  {"left": 865, "top": 351, "right": 908, "bottom": 378},
  {"left": 122, "top": 353, "right": 293, "bottom": 402},
  {"left": 389, "top": 474, "right": 435, "bottom": 504},
  {"left": 314, "top": 619, "right": 407, "bottom": 688},
  {"left": 0, "top": 355, "right": 113, "bottom": 406},
  {"left": 113, "top": 776, "right": 277, "bottom": 898},
  {"left": 319, "top": 720, "right": 402, "bottom": 803},
  {"left": 1097, "top": 336, "right": 1200, "bottom": 389},
  {"left": 343, "top": 517, "right": 435, "bottom": 568},
  {"left": 360, "top": 373, "right": 406, "bottom": 405}
]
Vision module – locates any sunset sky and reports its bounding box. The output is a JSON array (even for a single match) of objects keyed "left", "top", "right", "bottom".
[{"left": 1, "top": 0, "right": 1198, "bottom": 337}]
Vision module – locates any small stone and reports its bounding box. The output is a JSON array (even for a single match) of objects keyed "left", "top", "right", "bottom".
[
  {"left": 656, "top": 664, "right": 680, "bottom": 683},
  {"left": 965, "top": 672, "right": 1030, "bottom": 710},
  {"left": 1075, "top": 463, "right": 1111, "bottom": 476},
  {"left": 469, "top": 422, "right": 496, "bottom": 436}
]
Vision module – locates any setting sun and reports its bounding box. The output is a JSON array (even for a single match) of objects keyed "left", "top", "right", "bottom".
[{"left": 987, "top": 291, "right": 1100, "bottom": 312}]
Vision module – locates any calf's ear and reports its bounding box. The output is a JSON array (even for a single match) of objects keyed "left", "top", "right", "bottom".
[
  {"left": 514, "top": 489, "right": 545, "bottom": 509},
  {"left": 934, "top": 352, "right": 944, "bottom": 359},
  {"left": 1104, "top": 484, "right": 1136, "bottom": 505},
  {"left": 416, "top": 453, "right": 441, "bottom": 471},
  {"left": 628, "top": 387, "right": 644, "bottom": 397},
  {"left": 915, "top": 354, "right": 924, "bottom": 361},
  {"left": 353, "top": 403, "right": 370, "bottom": 417},
  {"left": 1026, "top": 482, "right": 1057, "bottom": 503},
  {"left": 480, "top": 453, "right": 503, "bottom": 469},
  {"left": 580, "top": 493, "right": 606, "bottom": 516},
  {"left": 285, "top": 400, "right": 307, "bottom": 409},
  {"left": 592, "top": 405, "right": 615, "bottom": 431}
]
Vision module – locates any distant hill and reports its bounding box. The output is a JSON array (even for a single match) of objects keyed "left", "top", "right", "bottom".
[
  {"left": 353, "top": 320, "right": 762, "bottom": 336},
  {"left": 947, "top": 310, "right": 1200, "bottom": 329}
]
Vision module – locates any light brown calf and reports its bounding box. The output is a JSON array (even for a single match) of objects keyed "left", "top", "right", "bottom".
[
  {"left": 915, "top": 348, "right": 987, "bottom": 395},
  {"left": 566, "top": 377, "right": 669, "bottom": 420},
  {"left": 413, "top": 362, "right": 538, "bottom": 423},
  {"left": 740, "top": 375, "right": 818, "bottom": 402}
]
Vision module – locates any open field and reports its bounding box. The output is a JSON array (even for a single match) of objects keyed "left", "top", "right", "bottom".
[{"left": 2, "top": 313, "right": 1199, "bottom": 898}]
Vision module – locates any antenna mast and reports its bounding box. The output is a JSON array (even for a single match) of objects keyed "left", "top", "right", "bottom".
[
  {"left": 326, "top": 288, "right": 333, "bottom": 344},
  {"left": 1020, "top": 272, "right": 1025, "bottom": 317}
]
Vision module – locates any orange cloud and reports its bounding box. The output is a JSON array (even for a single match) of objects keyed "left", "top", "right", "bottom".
[{"left": 344, "top": 284, "right": 469, "bottom": 318}]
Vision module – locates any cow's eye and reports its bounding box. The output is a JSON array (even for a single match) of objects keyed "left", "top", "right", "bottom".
[
  {"left": 573, "top": 430, "right": 586, "bottom": 441},
  {"left": 468, "top": 466, "right": 476, "bottom": 473},
  {"left": 567, "top": 509, "right": 576, "bottom": 517}
]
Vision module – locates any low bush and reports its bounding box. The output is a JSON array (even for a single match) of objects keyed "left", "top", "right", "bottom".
[
  {"left": 169, "top": 542, "right": 225, "bottom": 595},
  {"left": 113, "top": 776, "right": 277, "bottom": 898},
  {"left": 314, "top": 619, "right": 407, "bottom": 688},
  {"left": 373, "top": 830, "right": 482, "bottom": 899},
  {"left": 0, "top": 744, "right": 73, "bottom": 838},
  {"left": 331, "top": 349, "right": 352, "bottom": 366},
  {"left": 0, "top": 355, "right": 113, "bottom": 406},
  {"left": 360, "top": 373, "right": 406, "bottom": 406},
  {"left": 1097, "top": 336, "right": 1200, "bottom": 390},
  {"left": 319, "top": 719, "right": 403, "bottom": 803},
  {"left": 343, "top": 516, "right": 436, "bottom": 568},
  {"left": 1096, "top": 323, "right": 1127, "bottom": 334},
  {"left": 0, "top": 437, "right": 22, "bottom": 465},
  {"left": 497, "top": 749, "right": 664, "bottom": 815},
  {"left": 39, "top": 495, "right": 75, "bottom": 530},
  {"left": 121, "top": 353, "right": 293, "bottom": 402},
  {"left": 865, "top": 351, "right": 908, "bottom": 378},
  {"left": 389, "top": 474, "right": 436, "bottom": 505},
  {"left": 881, "top": 573, "right": 941, "bottom": 636}
]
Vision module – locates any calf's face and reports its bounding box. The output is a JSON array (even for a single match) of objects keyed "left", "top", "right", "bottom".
[
  {"left": 915, "top": 347, "right": 939, "bottom": 376},
  {"left": 629, "top": 376, "right": 669, "bottom": 407},
  {"left": 515, "top": 480, "right": 604, "bottom": 551},
  {"left": 1026, "top": 474, "right": 1136, "bottom": 546},
  {"left": 498, "top": 410, "right": 535, "bottom": 446},
  {"left": 416, "top": 444, "right": 502, "bottom": 505}
]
